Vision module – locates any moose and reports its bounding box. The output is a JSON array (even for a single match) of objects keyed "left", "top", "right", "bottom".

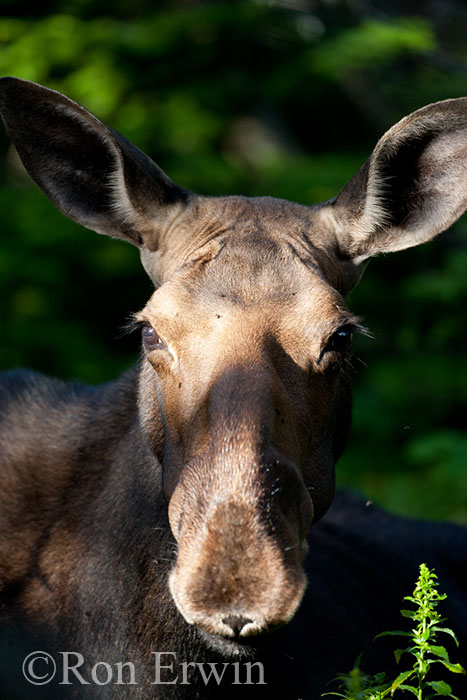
[{"left": 0, "top": 77, "right": 466, "bottom": 699}]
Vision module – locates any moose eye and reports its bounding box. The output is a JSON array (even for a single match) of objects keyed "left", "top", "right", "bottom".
[
  {"left": 327, "top": 326, "right": 354, "bottom": 353},
  {"left": 141, "top": 323, "right": 163, "bottom": 350}
]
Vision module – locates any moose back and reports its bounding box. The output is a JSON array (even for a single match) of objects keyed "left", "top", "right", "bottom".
[{"left": 0, "top": 78, "right": 466, "bottom": 699}]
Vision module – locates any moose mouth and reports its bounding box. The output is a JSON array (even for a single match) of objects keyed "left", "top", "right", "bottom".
[
  {"left": 195, "top": 625, "right": 261, "bottom": 659},
  {"left": 194, "top": 616, "right": 288, "bottom": 659}
]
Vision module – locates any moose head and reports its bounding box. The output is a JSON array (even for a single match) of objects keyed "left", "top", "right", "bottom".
[{"left": 1, "top": 77, "right": 466, "bottom": 649}]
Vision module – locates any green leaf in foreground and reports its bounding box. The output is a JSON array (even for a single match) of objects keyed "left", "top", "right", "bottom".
[{"left": 323, "top": 564, "right": 465, "bottom": 699}]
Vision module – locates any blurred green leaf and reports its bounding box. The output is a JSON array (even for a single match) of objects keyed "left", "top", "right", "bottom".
[{"left": 311, "top": 18, "right": 436, "bottom": 79}]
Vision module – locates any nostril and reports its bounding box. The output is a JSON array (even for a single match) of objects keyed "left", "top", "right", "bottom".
[{"left": 222, "top": 614, "right": 253, "bottom": 637}]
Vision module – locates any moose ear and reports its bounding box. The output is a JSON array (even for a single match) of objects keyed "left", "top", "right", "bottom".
[
  {"left": 325, "top": 97, "right": 467, "bottom": 267},
  {"left": 0, "top": 77, "right": 190, "bottom": 250}
]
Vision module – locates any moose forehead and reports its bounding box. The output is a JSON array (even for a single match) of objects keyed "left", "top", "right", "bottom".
[
  {"left": 143, "top": 195, "right": 355, "bottom": 352},
  {"left": 155, "top": 195, "right": 341, "bottom": 286},
  {"left": 158, "top": 191, "right": 342, "bottom": 284}
]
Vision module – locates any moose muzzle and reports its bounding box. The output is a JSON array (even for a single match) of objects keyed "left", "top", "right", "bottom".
[{"left": 168, "top": 443, "right": 313, "bottom": 640}]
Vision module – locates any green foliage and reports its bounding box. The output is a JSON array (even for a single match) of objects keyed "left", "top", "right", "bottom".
[
  {"left": 324, "top": 565, "right": 465, "bottom": 699},
  {"left": 0, "top": 1, "right": 466, "bottom": 521},
  {"left": 327, "top": 655, "right": 389, "bottom": 700},
  {"left": 311, "top": 18, "right": 435, "bottom": 79}
]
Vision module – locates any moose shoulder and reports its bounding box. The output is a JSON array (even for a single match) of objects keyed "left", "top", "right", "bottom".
[{"left": 0, "top": 77, "right": 466, "bottom": 699}]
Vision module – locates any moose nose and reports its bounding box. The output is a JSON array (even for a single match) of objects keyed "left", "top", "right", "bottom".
[
  {"left": 168, "top": 441, "right": 313, "bottom": 642},
  {"left": 222, "top": 615, "right": 253, "bottom": 637}
]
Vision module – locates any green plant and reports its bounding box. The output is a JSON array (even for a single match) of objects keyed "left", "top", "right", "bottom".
[{"left": 324, "top": 564, "right": 465, "bottom": 699}]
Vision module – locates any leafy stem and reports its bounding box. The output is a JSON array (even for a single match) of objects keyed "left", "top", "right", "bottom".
[{"left": 324, "top": 564, "right": 465, "bottom": 700}]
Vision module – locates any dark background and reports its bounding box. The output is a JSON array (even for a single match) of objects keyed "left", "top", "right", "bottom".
[{"left": 0, "top": 0, "right": 466, "bottom": 522}]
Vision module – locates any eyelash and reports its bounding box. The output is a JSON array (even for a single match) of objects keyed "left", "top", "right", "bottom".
[{"left": 129, "top": 320, "right": 165, "bottom": 352}]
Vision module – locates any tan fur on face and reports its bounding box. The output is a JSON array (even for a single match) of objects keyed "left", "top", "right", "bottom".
[{"left": 135, "top": 197, "right": 356, "bottom": 637}]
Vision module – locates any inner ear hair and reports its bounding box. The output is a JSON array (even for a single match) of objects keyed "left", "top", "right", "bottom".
[
  {"left": 0, "top": 76, "right": 190, "bottom": 252},
  {"left": 330, "top": 98, "right": 467, "bottom": 264}
]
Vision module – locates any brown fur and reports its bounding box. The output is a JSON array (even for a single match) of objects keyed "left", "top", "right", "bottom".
[{"left": 0, "top": 79, "right": 466, "bottom": 698}]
